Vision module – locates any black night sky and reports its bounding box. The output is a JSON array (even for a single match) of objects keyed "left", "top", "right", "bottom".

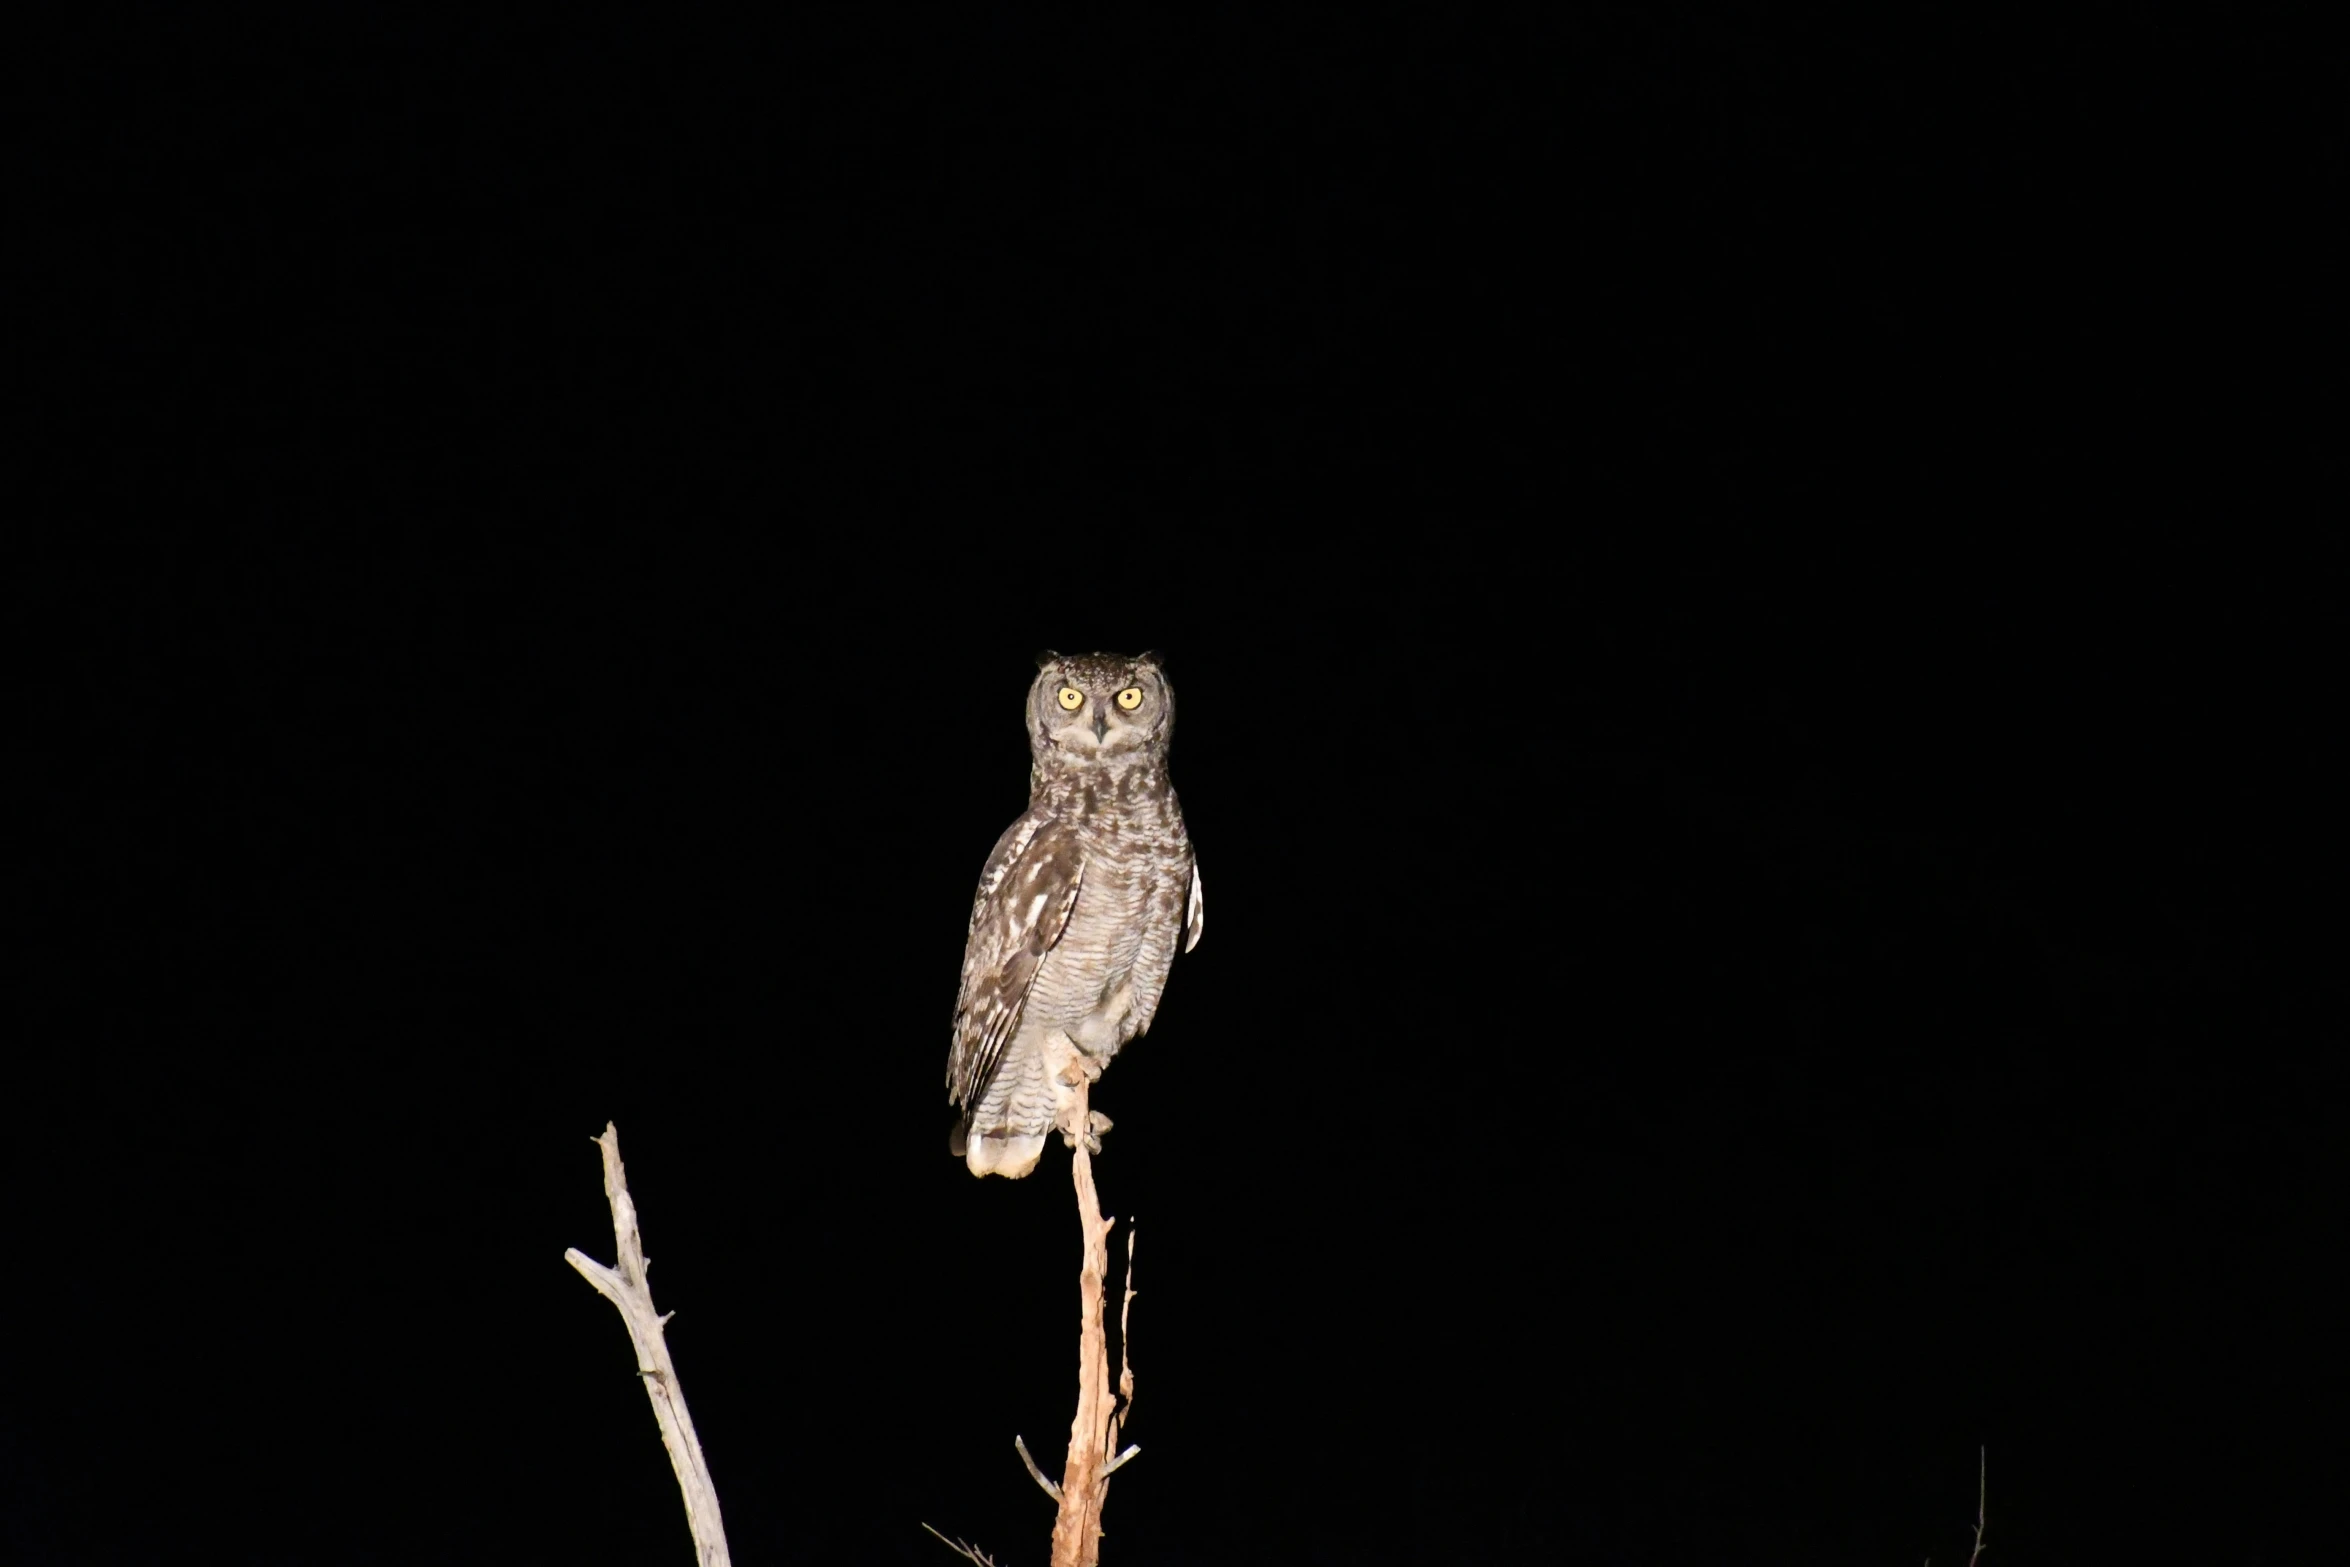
[{"left": 13, "top": 9, "right": 2332, "bottom": 1566}]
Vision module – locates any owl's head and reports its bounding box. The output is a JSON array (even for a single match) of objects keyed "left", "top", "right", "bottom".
[{"left": 1028, "top": 651, "right": 1175, "bottom": 765}]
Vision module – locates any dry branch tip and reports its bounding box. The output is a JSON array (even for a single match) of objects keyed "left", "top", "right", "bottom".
[{"left": 1967, "top": 1446, "right": 1988, "bottom": 1567}]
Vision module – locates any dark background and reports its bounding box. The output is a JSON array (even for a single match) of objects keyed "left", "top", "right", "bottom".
[{"left": 12, "top": 8, "right": 2333, "bottom": 1565}]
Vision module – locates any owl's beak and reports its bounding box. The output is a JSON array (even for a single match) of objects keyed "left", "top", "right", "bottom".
[{"left": 1091, "top": 711, "right": 1109, "bottom": 742}]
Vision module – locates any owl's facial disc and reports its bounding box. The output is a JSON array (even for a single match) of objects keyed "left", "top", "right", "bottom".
[{"left": 1033, "top": 658, "right": 1165, "bottom": 759}]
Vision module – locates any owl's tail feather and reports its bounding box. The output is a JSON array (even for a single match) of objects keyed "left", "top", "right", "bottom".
[{"left": 961, "top": 1127, "right": 1047, "bottom": 1179}]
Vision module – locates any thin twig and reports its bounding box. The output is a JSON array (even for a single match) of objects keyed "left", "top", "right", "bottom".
[
  {"left": 1117, "top": 1224, "right": 1137, "bottom": 1424},
  {"left": 1967, "top": 1446, "right": 1988, "bottom": 1567},
  {"left": 1016, "top": 1434, "right": 1064, "bottom": 1502},
  {"left": 564, "top": 1123, "right": 732, "bottom": 1567},
  {"left": 921, "top": 1522, "right": 1003, "bottom": 1566}
]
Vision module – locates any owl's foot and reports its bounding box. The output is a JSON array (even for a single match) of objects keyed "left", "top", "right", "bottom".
[
  {"left": 1058, "top": 1108, "right": 1113, "bottom": 1154},
  {"left": 1054, "top": 1053, "right": 1104, "bottom": 1088}
]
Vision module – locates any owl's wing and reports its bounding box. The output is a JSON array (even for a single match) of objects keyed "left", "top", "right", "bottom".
[{"left": 948, "top": 812, "right": 1085, "bottom": 1111}]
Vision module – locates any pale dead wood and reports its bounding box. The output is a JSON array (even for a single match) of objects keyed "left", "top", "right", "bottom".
[
  {"left": 1045, "top": 1076, "right": 1138, "bottom": 1567},
  {"left": 564, "top": 1122, "right": 732, "bottom": 1567}
]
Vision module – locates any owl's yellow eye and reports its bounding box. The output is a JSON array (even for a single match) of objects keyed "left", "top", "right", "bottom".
[
  {"left": 1116, "top": 687, "right": 1144, "bottom": 711},
  {"left": 1058, "top": 687, "right": 1084, "bottom": 711}
]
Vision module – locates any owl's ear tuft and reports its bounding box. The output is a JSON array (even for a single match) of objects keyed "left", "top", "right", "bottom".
[
  {"left": 1134, "top": 648, "right": 1166, "bottom": 670},
  {"left": 1033, "top": 648, "right": 1060, "bottom": 670}
]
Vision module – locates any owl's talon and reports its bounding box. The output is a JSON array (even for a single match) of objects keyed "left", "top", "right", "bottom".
[{"left": 1058, "top": 1109, "right": 1114, "bottom": 1154}]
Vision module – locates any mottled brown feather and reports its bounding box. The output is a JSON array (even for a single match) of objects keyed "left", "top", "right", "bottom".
[{"left": 948, "top": 813, "right": 1087, "bottom": 1112}]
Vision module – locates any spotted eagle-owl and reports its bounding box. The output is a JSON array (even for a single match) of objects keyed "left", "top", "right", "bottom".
[{"left": 947, "top": 651, "right": 1204, "bottom": 1179}]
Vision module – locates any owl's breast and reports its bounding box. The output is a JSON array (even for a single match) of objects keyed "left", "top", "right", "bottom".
[{"left": 1024, "top": 829, "right": 1184, "bottom": 1050}]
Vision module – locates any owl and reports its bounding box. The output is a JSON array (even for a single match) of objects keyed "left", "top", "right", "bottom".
[{"left": 947, "top": 651, "right": 1204, "bottom": 1179}]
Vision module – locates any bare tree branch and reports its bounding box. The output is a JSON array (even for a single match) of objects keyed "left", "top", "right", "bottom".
[
  {"left": 1045, "top": 1077, "right": 1135, "bottom": 1567},
  {"left": 564, "top": 1122, "right": 732, "bottom": 1567}
]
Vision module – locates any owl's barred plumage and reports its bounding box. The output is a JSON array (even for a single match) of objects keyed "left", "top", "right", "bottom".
[{"left": 948, "top": 652, "right": 1202, "bottom": 1178}]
